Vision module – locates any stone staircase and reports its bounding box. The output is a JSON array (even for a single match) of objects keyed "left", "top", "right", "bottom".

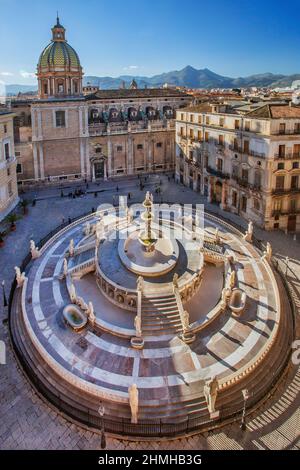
[{"left": 141, "top": 293, "right": 183, "bottom": 336}]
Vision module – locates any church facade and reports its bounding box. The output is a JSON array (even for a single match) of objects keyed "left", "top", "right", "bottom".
[{"left": 12, "top": 18, "right": 191, "bottom": 186}]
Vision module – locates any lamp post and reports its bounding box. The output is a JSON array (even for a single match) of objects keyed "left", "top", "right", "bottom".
[
  {"left": 2, "top": 280, "right": 7, "bottom": 308},
  {"left": 240, "top": 388, "right": 249, "bottom": 431},
  {"left": 98, "top": 402, "right": 106, "bottom": 449}
]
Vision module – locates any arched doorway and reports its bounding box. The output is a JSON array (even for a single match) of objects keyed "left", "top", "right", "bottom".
[{"left": 94, "top": 160, "right": 104, "bottom": 179}]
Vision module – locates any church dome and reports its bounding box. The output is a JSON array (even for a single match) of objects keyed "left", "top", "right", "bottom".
[
  {"left": 37, "top": 16, "right": 81, "bottom": 71},
  {"left": 38, "top": 41, "right": 81, "bottom": 69}
]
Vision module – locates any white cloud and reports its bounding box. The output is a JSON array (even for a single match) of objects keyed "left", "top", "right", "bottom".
[
  {"left": 20, "top": 70, "right": 35, "bottom": 78},
  {"left": 0, "top": 71, "right": 14, "bottom": 76},
  {"left": 123, "top": 65, "right": 139, "bottom": 71}
]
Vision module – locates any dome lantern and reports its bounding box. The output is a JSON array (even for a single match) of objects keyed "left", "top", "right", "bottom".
[{"left": 37, "top": 16, "right": 83, "bottom": 99}]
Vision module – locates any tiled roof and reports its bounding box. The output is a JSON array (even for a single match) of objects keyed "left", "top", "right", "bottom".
[
  {"left": 85, "top": 88, "right": 190, "bottom": 100},
  {"left": 38, "top": 41, "right": 81, "bottom": 69},
  {"left": 246, "top": 104, "right": 300, "bottom": 119}
]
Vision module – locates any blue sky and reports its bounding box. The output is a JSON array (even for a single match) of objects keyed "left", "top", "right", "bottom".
[{"left": 0, "top": 0, "right": 300, "bottom": 84}]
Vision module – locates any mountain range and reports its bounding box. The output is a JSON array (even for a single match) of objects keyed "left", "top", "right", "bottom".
[{"left": 4, "top": 66, "right": 300, "bottom": 95}]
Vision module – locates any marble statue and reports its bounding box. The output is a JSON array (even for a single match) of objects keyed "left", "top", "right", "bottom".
[
  {"left": 128, "top": 384, "right": 139, "bottom": 424},
  {"left": 30, "top": 240, "right": 40, "bottom": 259},
  {"left": 203, "top": 376, "right": 218, "bottom": 415},
  {"left": 63, "top": 258, "right": 68, "bottom": 277},
  {"left": 69, "top": 282, "right": 77, "bottom": 303},
  {"left": 76, "top": 296, "right": 88, "bottom": 311},
  {"left": 182, "top": 310, "right": 190, "bottom": 331},
  {"left": 215, "top": 228, "right": 220, "bottom": 244},
  {"left": 229, "top": 270, "right": 236, "bottom": 289},
  {"left": 243, "top": 221, "right": 253, "bottom": 243},
  {"left": 69, "top": 239, "right": 75, "bottom": 257},
  {"left": 173, "top": 273, "right": 179, "bottom": 289},
  {"left": 263, "top": 242, "right": 272, "bottom": 262},
  {"left": 83, "top": 222, "right": 90, "bottom": 236},
  {"left": 134, "top": 315, "right": 142, "bottom": 337},
  {"left": 87, "top": 301, "right": 96, "bottom": 325},
  {"left": 15, "top": 266, "right": 26, "bottom": 287},
  {"left": 137, "top": 276, "right": 144, "bottom": 292},
  {"left": 221, "top": 287, "right": 229, "bottom": 306}
]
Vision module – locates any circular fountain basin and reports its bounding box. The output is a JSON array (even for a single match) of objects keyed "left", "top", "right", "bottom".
[{"left": 118, "top": 228, "right": 179, "bottom": 277}]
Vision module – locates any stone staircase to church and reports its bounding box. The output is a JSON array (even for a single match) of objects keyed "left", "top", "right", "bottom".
[{"left": 141, "top": 293, "right": 183, "bottom": 337}]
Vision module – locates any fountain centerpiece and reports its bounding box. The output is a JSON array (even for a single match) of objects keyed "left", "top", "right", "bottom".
[{"left": 138, "top": 191, "right": 156, "bottom": 253}]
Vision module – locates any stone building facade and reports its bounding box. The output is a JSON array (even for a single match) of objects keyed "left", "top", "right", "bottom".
[
  {"left": 12, "top": 18, "right": 191, "bottom": 187},
  {"left": 175, "top": 102, "right": 300, "bottom": 232},
  {"left": 0, "top": 111, "right": 19, "bottom": 221}
]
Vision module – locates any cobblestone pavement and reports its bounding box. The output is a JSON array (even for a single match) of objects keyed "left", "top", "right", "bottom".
[{"left": 0, "top": 175, "right": 299, "bottom": 450}]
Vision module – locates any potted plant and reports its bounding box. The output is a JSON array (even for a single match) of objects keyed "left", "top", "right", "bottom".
[
  {"left": 20, "top": 199, "right": 29, "bottom": 215},
  {"left": 6, "top": 213, "right": 18, "bottom": 231},
  {"left": 0, "top": 231, "right": 6, "bottom": 247}
]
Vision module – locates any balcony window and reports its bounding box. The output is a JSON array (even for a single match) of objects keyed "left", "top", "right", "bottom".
[
  {"left": 217, "top": 158, "right": 223, "bottom": 171},
  {"left": 293, "top": 144, "right": 300, "bottom": 157},
  {"left": 205, "top": 132, "right": 209, "bottom": 142},
  {"left": 293, "top": 162, "right": 299, "bottom": 169},
  {"left": 205, "top": 116, "right": 210, "bottom": 125},
  {"left": 198, "top": 115, "right": 202, "bottom": 124},
  {"left": 279, "top": 123, "right": 286, "bottom": 135},
  {"left": 253, "top": 198, "right": 260, "bottom": 211},
  {"left": 55, "top": 111, "right": 66, "bottom": 128},
  {"left": 218, "top": 135, "right": 224, "bottom": 147},
  {"left": 232, "top": 191, "right": 237, "bottom": 207},
  {"left": 190, "top": 114, "right": 194, "bottom": 123},
  {"left": 277, "top": 163, "right": 284, "bottom": 170},
  {"left": 197, "top": 130, "right": 202, "bottom": 141},
  {"left": 241, "top": 195, "right": 247, "bottom": 212},
  {"left": 273, "top": 199, "right": 282, "bottom": 212},
  {"left": 294, "top": 123, "right": 300, "bottom": 134},
  {"left": 290, "top": 199, "right": 297, "bottom": 212},
  {"left": 291, "top": 175, "right": 299, "bottom": 190},
  {"left": 16, "top": 163, "right": 22, "bottom": 174},
  {"left": 234, "top": 119, "right": 240, "bottom": 130},
  {"left": 4, "top": 142, "right": 9, "bottom": 160},
  {"left": 245, "top": 121, "right": 250, "bottom": 132},
  {"left": 243, "top": 140, "right": 249, "bottom": 154},
  {"left": 276, "top": 175, "right": 285, "bottom": 189},
  {"left": 278, "top": 144, "right": 285, "bottom": 158}
]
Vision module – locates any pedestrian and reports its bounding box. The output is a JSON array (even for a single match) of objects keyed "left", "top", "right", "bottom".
[
  {"left": 116, "top": 185, "right": 119, "bottom": 192},
  {"left": 62, "top": 217, "right": 65, "bottom": 225},
  {"left": 94, "top": 191, "right": 97, "bottom": 198},
  {"left": 91, "top": 207, "right": 95, "bottom": 213},
  {"left": 128, "top": 192, "right": 131, "bottom": 200},
  {"left": 68, "top": 217, "right": 71, "bottom": 224},
  {"left": 60, "top": 190, "right": 64, "bottom": 198}
]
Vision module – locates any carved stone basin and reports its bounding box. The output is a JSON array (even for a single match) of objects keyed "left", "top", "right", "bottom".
[
  {"left": 63, "top": 304, "right": 87, "bottom": 331},
  {"left": 229, "top": 288, "right": 247, "bottom": 316}
]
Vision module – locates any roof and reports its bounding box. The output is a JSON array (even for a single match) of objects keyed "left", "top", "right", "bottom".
[
  {"left": 38, "top": 41, "right": 81, "bottom": 69},
  {"left": 85, "top": 88, "right": 190, "bottom": 100},
  {"left": 246, "top": 104, "right": 300, "bottom": 119}
]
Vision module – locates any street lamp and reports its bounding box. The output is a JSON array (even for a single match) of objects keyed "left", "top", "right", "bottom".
[
  {"left": 98, "top": 402, "right": 106, "bottom": 449},
  {"left": 2, "top": 280, "right": 7, "bottom": 308},
  {"left": 240, "top": 388, "right": 249, "bottom": 431}
]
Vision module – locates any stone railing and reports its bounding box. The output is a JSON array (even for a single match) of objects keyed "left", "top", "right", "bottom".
[{"left": 68, "top": 258, "right": 96, "bottom": 278}]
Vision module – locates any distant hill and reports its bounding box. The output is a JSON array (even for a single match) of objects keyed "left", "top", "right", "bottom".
[
  {"left": 84, "top": 66, "right": 300, "bottom": 90},
  {"left": 5, "top": 66, "right": 300, "bottom": 95}
]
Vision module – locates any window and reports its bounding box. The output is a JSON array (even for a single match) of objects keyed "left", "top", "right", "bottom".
[
  {"left": 15, "top": 151, "right": 20, "bottom": 157},
  {"left": 233, "top": 138, "right": 239, "bottom": 151},
  {"left": 293, "top": 144, "right": 300, "bottom": 158},
  {"left": 189, "top": 150, "right": 193, "bottom": 160},
  {"left": 197, "top": 130, "right": 202, "bottom": 141},
  {"left": 279, "top": 123, "right": 286, "bottom": 134},
  {"left": 217, "top": 158, "right": 223, "bottom": 171},
  {"left": 4, "top": 124, "right": 7, "bottom": 133},
  {"left": 74, "top": 81, "right": 78, "bottom": 93},
  {"left": 245, "top": 121, "right": 250, "bottom": 132},
  {"left": 276, "top": 175, "right": 285, "bottom": 189},
  {"left": 116, "top": 145, "right": 122, "bottom": 152},
  {"left": 232, "top": 165, "right": 238, "bottom": 179},
  {"left": 137, "top": 144, "right": 143, "bottom": 150},
  {"left": 43, "top": 83, "right": 48, "bottom": 95},
  {"left": 190, "top": 114, "right": 194, "bottom": 123},
  {"left": 7, "top": 167, "right": 10, "bottom": 176},
  {"left": 278, "top": 144, "right": 285, "bottom": 158},
  {"left": 232, "top": 191, "right": 237, "bottom": 207},
  {"left": 58, "top": 82, "right": 64, "bottom": 94},
  {"left": 291, "top": 175, "right": 299, "bottom": 190},
  {"left": 180, "top": 127, "right": 184, "bottom": 136},
  {"left": 234, "top": 119, "right": 240, "bottom": 130},
  {"left": 55, "top": 111, "right": 66, "bottom": 128},
  {"left": 292, "top": 162, "right": 299, "bottom": 169},
  {"left": 205, "top": 116, "right": 210, "bottom": 125},
  {"left": 4, "top": 143, "right": 9, "bottom": 160},
  {"left": 189, "top": 129, "right": 194, "bottom": 139},
  {"left": 219, "top": 117, "right": 224, "bottom": 127},
  {"left": 243, "top": 140, "right": 249, "bottom": 154},
  {"left": 241, "top": 195, "right": 247, "bottom": 212},
  {"left": 290, "top": 199, "right": 297, "bottom": 212},
  {"left": 277, "top": 162, "right": 284, "bottom": 170},
  {"left": 180, "top": 113, "right": 184, "bottom": 121},
  {"left": 198, "top": 115, "right": 202, "bottom": 124},
  {"left": 95, "top": 147, "right": 102, "bottom": 153},
  {"left": 254, "top": 170, "right": 261, "bottom": 188},
  {"left": 156, "top": 142, "right": 162, "bottom": 148},
  {"left": 294, "top": 122, "right": 300, "bottom": 134},
  {"left": 16, "top": 163, "right": 22, "bottom": 174},
  {"left": 205, "top": 132, "right": 209, "bottom": 142},
  {"left": 253, "top": 198, "right": 260, "bottom": 211},
  {"left": 242, "top": 168, "right": 248, "bottom": 182},
  {"left": 8, "top": 181, "right": 13, "bottom": 197},
  {"left": 218, "top": 135, "right": 224, "bottom": 146},
  {"left": 273, "top": 199, "right": 282, "bottom": 212}
]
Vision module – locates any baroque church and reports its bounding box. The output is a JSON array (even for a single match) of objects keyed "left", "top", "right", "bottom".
[{"left": 12, "top": 18, "right": 191, "bottom": 186}]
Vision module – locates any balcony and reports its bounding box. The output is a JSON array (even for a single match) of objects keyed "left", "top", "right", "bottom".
[
  {"left": 272, "top": 187, "right": 300, "bottom": 195},
  {"left": 206, "top": 166, "right": 230, "bottom": 179},
  {"left": 229, "top": 145, "right": 243, "bottom": 153},
  {"left": 272, "top": 129, "right": 300, "bottom": 136},
  {"left": 272, "top": 209, "right": 300, "bottom": 217},
  {"left": 274, "top": 152, "right": 300, "bottom": 160}
]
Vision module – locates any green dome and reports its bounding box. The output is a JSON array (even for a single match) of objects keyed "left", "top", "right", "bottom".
[{"left": 38, "top": 41, "right": 81, "bottom": 69}]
